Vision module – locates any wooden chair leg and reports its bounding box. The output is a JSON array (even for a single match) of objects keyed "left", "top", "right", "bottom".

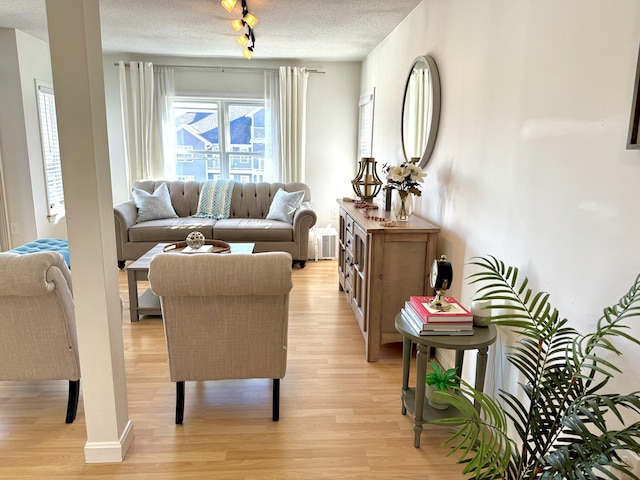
[
  {"left": 65, "top": 380, "right": 80, "bottom": 424},
  {"left": 176, "top": 381, "right": 185, "bottom": 425},
  {"left": 272, "top": 378, "right": 280, "bottom": 421}
]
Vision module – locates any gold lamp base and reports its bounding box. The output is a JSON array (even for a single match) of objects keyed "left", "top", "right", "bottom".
[
  {"left": 428, "top": 290, "right": 452, "bottom": 312},
  {"left": 351, "top": 157, "right": 383, "bottom": 202}
]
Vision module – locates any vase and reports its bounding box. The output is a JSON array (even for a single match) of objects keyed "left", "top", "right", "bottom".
[
  {"left": 186, "top": 231, "right": 205, "bottom": 249},
  {"left": 471, "top": 299, "right": 492, "bottom": 328},
  {"left": 425, "top": 384, "right": 450, "bottom": 410},
  {"left": 393, "top": 192, "right": 413, "bottom": 221}
]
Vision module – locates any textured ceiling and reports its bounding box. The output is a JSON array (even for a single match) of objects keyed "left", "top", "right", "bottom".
[{"left": 0, "top": 0, "right": 422, "bottom": 61}]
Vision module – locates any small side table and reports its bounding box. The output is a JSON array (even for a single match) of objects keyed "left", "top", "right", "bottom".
[{"left": 395, "top": 313, "right": 497, "bottom": 448}]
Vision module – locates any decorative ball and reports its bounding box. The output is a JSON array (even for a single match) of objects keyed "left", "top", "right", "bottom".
[{"left": 186, "top": 231, "right": 205, "bottom": 249}]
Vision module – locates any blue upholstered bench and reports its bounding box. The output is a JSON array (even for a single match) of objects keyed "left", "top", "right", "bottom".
[{"left": 9, "top": 238, "right": 70, "bottom": 267}]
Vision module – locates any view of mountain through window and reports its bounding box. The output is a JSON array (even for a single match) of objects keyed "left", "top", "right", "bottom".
[{"left": 172, "top": 99, "right": 265, "bottom": 182}]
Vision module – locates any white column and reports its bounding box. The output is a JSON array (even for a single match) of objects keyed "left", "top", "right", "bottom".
[{"left": 45, "top": 0, "right": 133, "bottom": 463}]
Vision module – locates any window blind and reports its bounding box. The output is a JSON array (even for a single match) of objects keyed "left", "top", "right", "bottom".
[{"left": 37, "top": 82, "right": 64, "bottom": 220}]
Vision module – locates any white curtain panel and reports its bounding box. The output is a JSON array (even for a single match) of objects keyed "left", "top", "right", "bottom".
[
  {"left": 118, "top": 61, "right": 175, "bottom": 188},
  {"left": 153, "top": 67, "right": 175, "bottom": 181},
  {"left": 263, "top": 70, "right": 281, "bottom": 182},
  {"left": 278, "top": 66, "right": 309, "bottom": 184}
]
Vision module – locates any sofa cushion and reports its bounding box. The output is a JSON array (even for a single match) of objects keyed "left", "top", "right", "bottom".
[
  {"left": 132, "top": 182, "right": 178, "bottom": 223},
  {"left": 129, "top": 218, "right": 216, "bottom": 242},
  {"left": 213, "top": 219, "right": 293, "bottom": 242},
  {"left": 265, "top": 189, "right": 305, "bottom": 223}
]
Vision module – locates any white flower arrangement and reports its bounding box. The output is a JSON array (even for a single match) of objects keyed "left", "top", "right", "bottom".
[{"left": 382, "top": 160, "right": 426, "bottom": 199}]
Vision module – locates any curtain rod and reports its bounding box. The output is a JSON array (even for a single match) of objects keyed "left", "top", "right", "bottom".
[{"left": 113, "top": 63, "right": 325, "bottom": 74}]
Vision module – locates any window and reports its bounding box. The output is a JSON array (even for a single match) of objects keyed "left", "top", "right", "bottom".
[
  {"left": 172, "top": 98, "right": 266, "bottom": 182},
  {"left": 358, "top": 89, "right": 375, "bottom": 159},
  {"left": 176, "top": 145, "right": 194, "bottom": 161},
  {"left": 36, "top": 81, "right": 64, "bottom": 221}
]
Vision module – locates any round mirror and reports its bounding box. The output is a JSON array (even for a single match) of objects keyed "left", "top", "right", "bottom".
[{"left": 401, "top": 55, "right": 441, "bottom": 168}]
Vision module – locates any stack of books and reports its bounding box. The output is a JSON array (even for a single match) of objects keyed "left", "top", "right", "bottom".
[
  {"left": 182, "top": 245, "right": 214, "bottom": 254},
  {"left": 401, "top": 296, "right": 474, "bottom": 336}
]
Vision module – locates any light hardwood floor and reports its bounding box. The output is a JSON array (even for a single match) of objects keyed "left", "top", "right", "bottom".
[{"left": 0, "top": 260, "right": 466, "bottom": 479}]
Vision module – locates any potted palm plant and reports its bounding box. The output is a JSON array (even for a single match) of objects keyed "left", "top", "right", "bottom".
[
  {"left": 433, "top": 255, "right": 640, "bottom": 480},
  {"left": 425, "top": 360, "right": 458, "bottom": 410}
]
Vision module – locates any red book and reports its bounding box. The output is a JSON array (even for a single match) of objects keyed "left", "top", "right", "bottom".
[
  {"left": 403, "top": 302, "right": 473, "bottom": 333},
  {"left": 409, "top": 296, "right": 473, "bottom": 323}
]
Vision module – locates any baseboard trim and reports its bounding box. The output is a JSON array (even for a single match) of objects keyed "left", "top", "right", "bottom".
[{"left": 84, "top": 420, "right": 135, "bottom": 463}]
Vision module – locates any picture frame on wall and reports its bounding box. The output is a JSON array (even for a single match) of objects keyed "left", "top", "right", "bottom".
[{"left": 628, "top": 45, "right": 640, "bottom": 149}]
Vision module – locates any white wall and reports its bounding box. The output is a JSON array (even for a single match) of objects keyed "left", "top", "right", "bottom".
[
  {"left": 363, "top": 0, "right": 640, "bottom": 397},
  {"left": 103, "top": 55, "right": 360, "bottom": 229},
  {"left": 0, "top": 28, "right": 67, "bottom": 247},
  {"left": 0, "top": 29, "right": 32, "bottom": 247},
  {"left": 306, "top": 63, "right": 361, "bottom": 230}
]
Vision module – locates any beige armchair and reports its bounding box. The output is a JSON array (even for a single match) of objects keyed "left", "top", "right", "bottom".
[
  {"left": 148, "top": 251, "right": 293, "bottom": 424},
  {"left": 0, "top": 252, "right": 81, "bottom": 423}
]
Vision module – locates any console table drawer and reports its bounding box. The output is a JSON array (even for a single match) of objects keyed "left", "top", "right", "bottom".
[{"left": 345, "top": 231, "right": 354, "bottom": 255}]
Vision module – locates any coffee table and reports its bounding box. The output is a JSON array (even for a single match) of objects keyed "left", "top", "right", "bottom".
[{"left": 126, "top": 242, "right": 255, "bottom": 322}]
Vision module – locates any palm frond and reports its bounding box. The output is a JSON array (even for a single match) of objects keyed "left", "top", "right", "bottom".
[
  {"left": 544, "top": 420, "right": 640, "bottom": 480},
  {"left": 564, "top": 393, "right": 640, "bottom": 435},
  {"left": 432, "top": 382, "right": 516, "bottom": 479},
  {"left": 447, "top": 257, "right": 640, "bottom": 480}
]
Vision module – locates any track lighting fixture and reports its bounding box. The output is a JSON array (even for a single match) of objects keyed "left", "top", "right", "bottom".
[
  {"left": 220, "top": 0, "right": 237, "bottom": 13},
  {"left": 231, "top": 18, "right": 244, "bottom": 31},
  {"left": 236, "top": 33, "right": 249, "bottom": 47},
  {"left": 238, "top": 28, "right": 255, "bottom": 56},
  {"left": 220, "top": 0, "right": 256, "bottom": 59},
  {"left": 238, "top": 0, "right": 258, "bottom": 28},
  {"left": 243, "top": 12, "right": 258, "bottom": 29}
]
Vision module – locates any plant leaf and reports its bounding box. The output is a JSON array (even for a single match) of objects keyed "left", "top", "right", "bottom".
[{"left": 452, "top": 258, "right": 640, "bottom": 480}]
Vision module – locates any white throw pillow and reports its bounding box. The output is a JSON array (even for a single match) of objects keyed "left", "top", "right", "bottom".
[
  {"left": 266, "top": 189, "right": 305, "bottom": 224},
  {"left": 131, "top": 182, "right": 178, "bottom": 223}
]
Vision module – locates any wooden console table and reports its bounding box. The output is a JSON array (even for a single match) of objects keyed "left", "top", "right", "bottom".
[
  {"left": 337, "top": 200, "right": 440, "bottom": 362},
  {"left": 395, "top": 313, "right": 497, "bottom": 448}
]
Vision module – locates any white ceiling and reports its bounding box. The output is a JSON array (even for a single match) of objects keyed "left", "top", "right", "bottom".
[{"left": 0, "top": 0, "right": 422, "bottom": 61}]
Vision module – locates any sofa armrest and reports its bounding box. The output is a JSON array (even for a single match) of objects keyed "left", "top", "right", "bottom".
[
  {"left": 114, "top": 200, "right": 137, "bottom": 262},
  {"left": 291, "top": 202, "right": 317, "bottom": 259}
]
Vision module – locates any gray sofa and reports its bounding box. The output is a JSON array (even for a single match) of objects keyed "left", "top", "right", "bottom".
[{"left": 114, "top": 180, "right": 317, "bottom": 268}]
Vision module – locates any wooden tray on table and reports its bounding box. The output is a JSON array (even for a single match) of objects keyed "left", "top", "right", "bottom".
[{"left": 162, "top": 240, "right": 231, "bottom": 254}]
